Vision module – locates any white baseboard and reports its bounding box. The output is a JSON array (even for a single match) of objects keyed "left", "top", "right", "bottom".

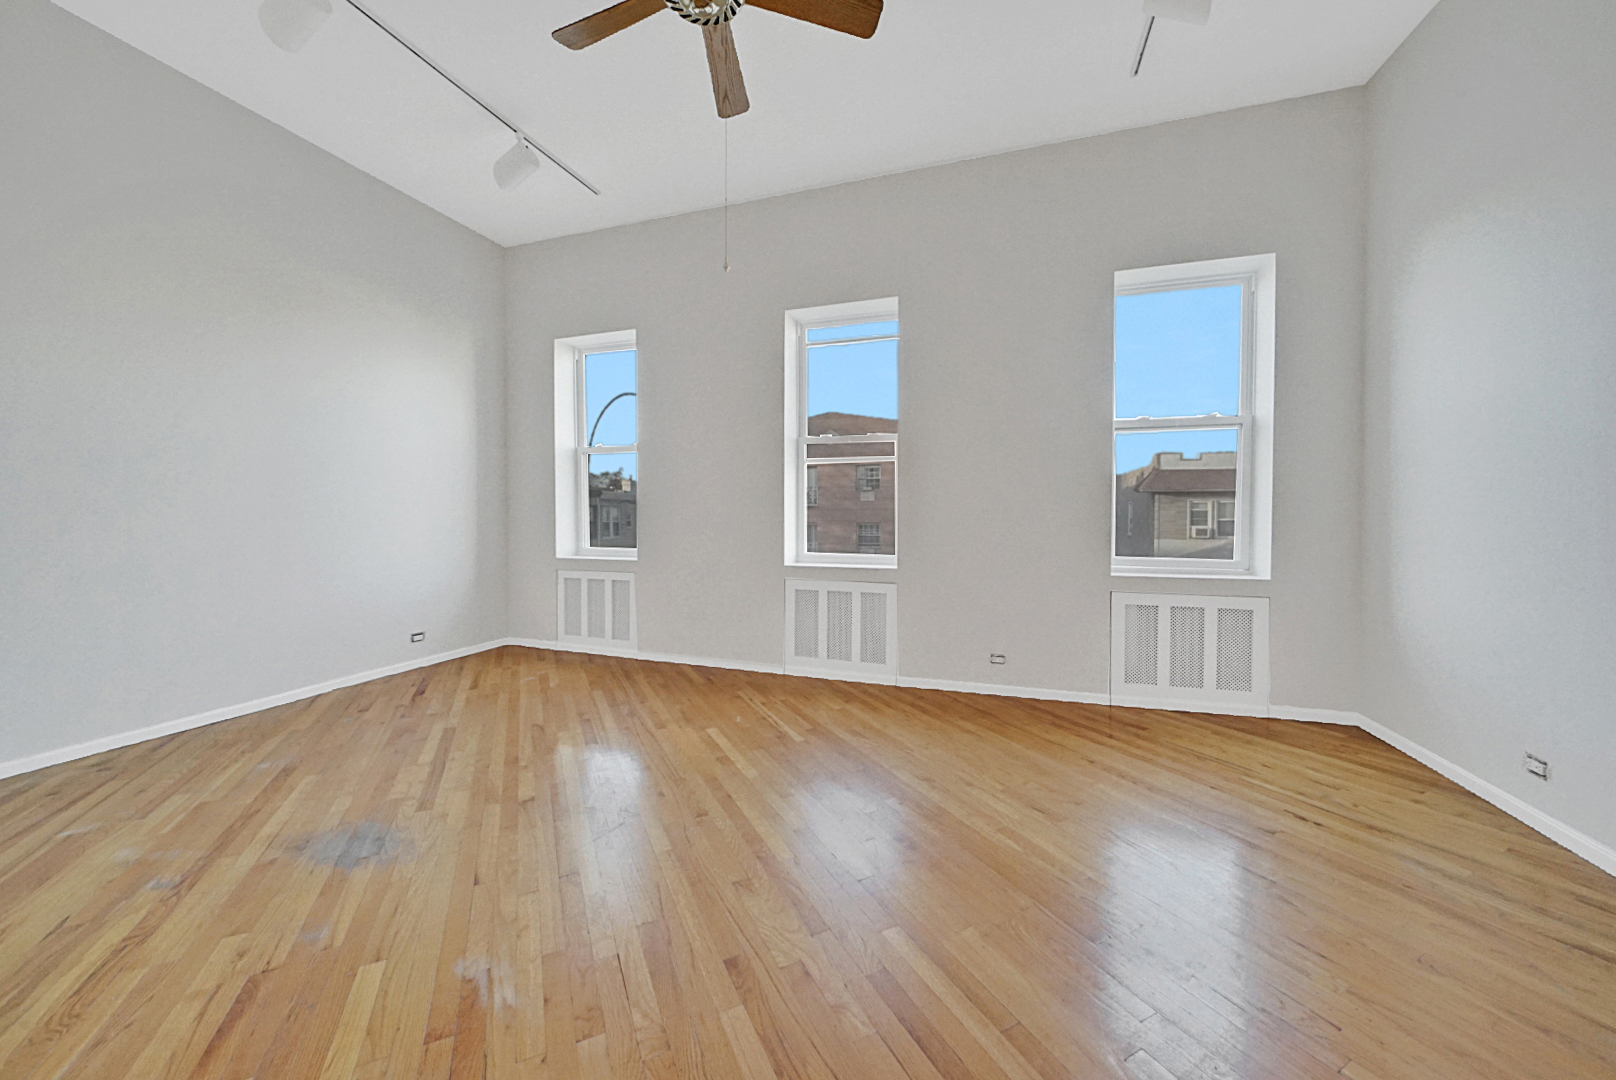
[
  {"left": 897, "top": 675, "right": 1109, "bottom": 706},
  {"left": 1268, "top": 705, "right": 1367, "bottom": 726},
  {"left": 786, "top": 667, "right": 898, "bottom": 686},
  {"left": 506, "top": 639, "right": 784, "bottom": 676},
  {"left": 1352, "top": 714, "right": 1616, "bottom": 878},
  {"left": 517, "top": 641, "right": 1108, "bottom": 699},
  {"left": 8, "top": 635, "right": 1610, "bottom": 881},
  {"left": 1110, "top": 694, "right": 1272, "bottom": 718},
  {"left": 1266, "top": 705, "right": 1613, "bottom": 878},
  {"left": 0, "top": 639, "right": 510, "bottom": 782}
]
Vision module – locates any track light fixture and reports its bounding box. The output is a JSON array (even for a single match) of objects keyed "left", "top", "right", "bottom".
[
  {"left": 1133, "top": 0, "right": 1211, "bottom": 77},
  {"left": 258, "top": 0, "right": 597, "bottom": 194},
  {"left": 258, "top": 0, "right": 332, "bottom": 54},
  {"left": 1143, "top": 0, "right": 1211, "bottom": 26},
  {"left": 492, "top": 139, "right": 543, "bottom": 190}
]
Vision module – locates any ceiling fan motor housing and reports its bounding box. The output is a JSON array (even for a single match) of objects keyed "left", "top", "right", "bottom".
[{"left": 664, "top": 0, "right": 744, "bottom": 26}]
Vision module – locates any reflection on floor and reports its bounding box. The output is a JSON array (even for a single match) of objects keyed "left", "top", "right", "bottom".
[{"left": 0, "top": 646, "right": 1611, "bottom": 1079}]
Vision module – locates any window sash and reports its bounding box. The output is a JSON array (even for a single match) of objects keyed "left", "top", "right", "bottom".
[
  {"left": 577, "top": 346, "right": 637, "bottom": 554},
  {"left": 788, "top": 304, "right": 899, "bottom": 568},
  {"left": 1112, "top": 271, "right": 1256, "bottom": 575},
  {"left": 1112, "top": 418, "right": 1249, "bottom": 571}
]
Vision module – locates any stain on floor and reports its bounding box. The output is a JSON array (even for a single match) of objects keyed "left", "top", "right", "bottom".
[{"left": 283, "top": 822, "right": 411, "bottom": 870}]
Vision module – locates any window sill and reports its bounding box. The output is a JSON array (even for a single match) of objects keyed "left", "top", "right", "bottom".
[
  {"left": 1111, "top": 566, "right": 1269, "bottom": 582},
  {"left": 560, "top": 551, "right": 638, "bottom": 562},
  {"left": 788, "top": 560, "right": 898, "bottom": 571}
]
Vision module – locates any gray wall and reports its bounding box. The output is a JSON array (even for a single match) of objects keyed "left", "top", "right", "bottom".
[
  {"left": 0, "top": 0, "right": 508, "bottom": 766},
  {"left": 1363, "top": 0, "right": 1616, "bottom": 848},
  {"left": 506, "top": 89, "right": 1367, "bottom": 709}
]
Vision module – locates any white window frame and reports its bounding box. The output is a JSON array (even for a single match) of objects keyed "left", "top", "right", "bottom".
[
  {"left": 555, "top": 329, "right": 638, "bottom": 561},
  {"left": 783, "top": 298, "right": 900, "bottom": 569},
  {"left": 1112, "top": 254, "right": 1274, "bottom": 580}
]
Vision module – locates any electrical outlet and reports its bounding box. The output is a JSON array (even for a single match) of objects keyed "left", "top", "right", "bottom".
[
  {"left": 411, "top": 632, "right": 426, "bottom": 643},
  {"left": 1524, "top": 752, "right": 1549, "bottom": 780},
  {"left": 989, "top": 653, "right": 1007, "bottom": 665}
]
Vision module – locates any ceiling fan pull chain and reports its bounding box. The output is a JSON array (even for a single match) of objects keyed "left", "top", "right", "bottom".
[{"left": 724, "top": 118, "right": 730, "bottom": 273}]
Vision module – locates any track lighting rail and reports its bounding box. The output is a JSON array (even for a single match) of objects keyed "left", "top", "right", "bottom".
[{"left": 342, "top": 0, "right": 601, "bottom": 196}]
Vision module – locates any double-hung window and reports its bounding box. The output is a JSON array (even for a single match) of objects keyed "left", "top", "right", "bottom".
[
  {"left": 1112, "top": 255, "right": 1274, "bottom": 578},
  {"left": 784, "top": 298, "right": 899, "bottom": 568},
  {"left": 554, "top": 330, "right": 638, "bottom": 559}
]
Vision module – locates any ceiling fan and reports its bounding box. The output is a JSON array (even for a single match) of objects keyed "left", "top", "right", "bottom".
[{"left": 553, "top": 0, "right": 883, "bottom": 119}]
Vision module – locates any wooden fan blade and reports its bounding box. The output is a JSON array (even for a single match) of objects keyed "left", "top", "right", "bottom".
[
  {"left": 748, "top": 0, "right": 881, "bottom": 38},
  {"left": 702, "top": 22, "right": 750, "bottom": 118},
  {"left": 553, "top": 0, "right": 664, "bottom": 50}
]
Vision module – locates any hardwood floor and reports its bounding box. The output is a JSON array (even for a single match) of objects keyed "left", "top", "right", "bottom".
[{"left": 0, "top": 647, "right": 1612, "bottom": 1080}]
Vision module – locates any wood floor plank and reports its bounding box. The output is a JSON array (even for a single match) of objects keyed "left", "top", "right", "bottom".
[{"left": 0, "top": 646, "right": 1609, "bottom": 1079}]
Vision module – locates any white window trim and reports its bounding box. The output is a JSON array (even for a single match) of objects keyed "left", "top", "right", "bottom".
[
  {"left": 555, "top": 329, "right": 638, "bottom": 561},
  {"left": 783, "top": 297, "right": 900, "bottom": 569},
  {"left": 1111, "top": 254, "right": 1274, "bottom": 581}
]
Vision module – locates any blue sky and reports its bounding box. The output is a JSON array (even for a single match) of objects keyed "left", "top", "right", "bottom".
[
  {"left": 1115, "top": 284, "right": 1241, "bottom": 419},
  {"left": 586, "top": 348, "right": 637, "bottom": 479},
  {"left": 1114, "top": 284, "right": 1242, "bottom": 473},
  {"left": 807, "top": 322, "right": 898, "bottom": 424}
]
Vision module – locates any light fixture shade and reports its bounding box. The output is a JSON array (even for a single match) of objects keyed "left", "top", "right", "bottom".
[
  {"left": 259, "top": 0, "right": 334, "bottom": 53},
  {"left": 492, "top": 140, "right": 542, "bottom": 191},
  {"left": 1143, "top": 0, "right": 1211, "bottom": 25}
]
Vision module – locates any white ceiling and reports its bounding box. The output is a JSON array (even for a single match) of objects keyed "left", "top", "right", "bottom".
[{"left": 53, "top": 0, "right": 1438, "bottom": 247}]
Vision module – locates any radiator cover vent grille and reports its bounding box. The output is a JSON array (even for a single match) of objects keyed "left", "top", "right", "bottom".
[
  {"left": 785, "top": 579, "right": 897, "bottom": 682},
  {"left": 557, "top": 571, "right": 636, "bottom": 651},
  {"left": 1111, "top": 592, "right": 1268, "bottom": 715},
  {"left": 1216, "top": 608, "right": 1255, "bottom": 693},
  {"left": 793, "top": 589, "right": 820, "bottom": 659},
  {"left": 1123, "top": 604, "right": 1159, "bottom": 686}
]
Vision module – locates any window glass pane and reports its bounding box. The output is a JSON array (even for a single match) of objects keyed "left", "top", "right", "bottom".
[
  {"left": 1115, "top": 284, "right": 1241, "bottom": 419},
  {"left": 805, "top": 461, "right": 894, "bottom": 555},
  {"left": 588, "top": 452, "right": 636, "bottom": 549},
  {"left": 585, "top": 349, "right": 637, "bottom": 446},
  {"left": 807, "top": 337, "right": 897, "bottom": 435},
  {"left": 805, "top": 320, "right": 898, "bottom": 344},
  {"left": 1114, "top": 430, "right": 1238, "bottom": 560}
]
